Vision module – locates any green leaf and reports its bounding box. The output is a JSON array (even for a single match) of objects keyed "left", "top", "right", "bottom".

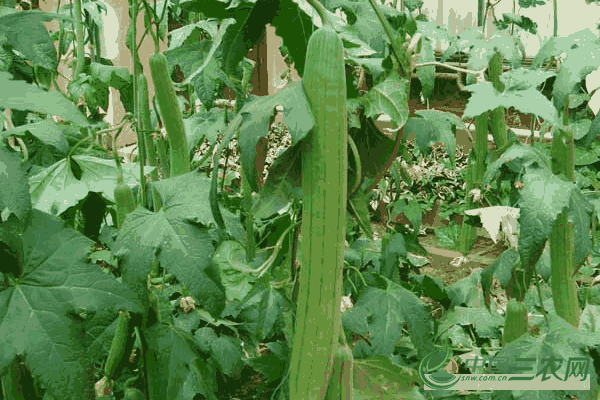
[
  {"left": 0, "top": 10, "right": 64, "bottom": 70},
  {"left": 345, "top": 237, "right": 381, "bottom": 269},
  {"left": 571, "top": 119, "right": 592, "bottom": 141},
  {"left": 0, "top": 146, "right": 32, "bottom": 220},
  {"left": 238, "top": 81, "right": 314, "bottom": 192},
  {"left": 435, "top": 224, "right": 461, "bottom": 250},
  {"left": 1, "top": 119, "right": 70, "bottom": 153},
  {"left": 213, "top": 241, "right": 256, "bottom": 302},
  {"left": 194, "top": 327, "right": 218, "bottom": 353},
  {"left": 390, "top": 197, "right": 423, "bottom": 230},
  {"left": 0, "top": 221, "right": 23, "bottom": 276},
  {"left": 416, "top": 38, "right": 435, "bottom": 100},
  {"left": 220, "top": 2, "right": 278, "bottom": 79},
  {"left": 67, "top": 73, "right": 109, "bottom": 113},
  {"left": 114, "top": 172, "right": 230, "bottom": 317},
  {"left": 69, "top": 156, "right": 83, "bottom": 180},
  {"left": 568, "top": 189, "right": 594, "bottom": 268},
  {"left": 348, "top": 188, "right": 374, "bottom": 240},
  {"left": 552, "top": 42, "right": 600, "bottom": 111},
  {"left": 415, "top": 110, "right": 465, "bottom": 168},
  {"left": 145, "top": 323, "right": 204, "bottom": 399},
  {"left": 447, "top": 270, "right": 487, "bottom": 309},
  {"left": 492, "top": 314, "right": 599, "bottom": 400},
  {"left": 482, "top": 142, "right": 551, "bottom": 187},
  {"left": 29, "top": 155, "right": 154, "bottom": 215},
  {"left": 532, "top": 29, "right": 599, "bottom": 69},
  {"left": 175, "top": 312, "right": 202, "bottom": 335},
  {"left": 518, "top": 168, "right": 577, "bottom": 268},
  {"left": 210, "top": 336, "right": 243, "bottom": 376},
  {"left": 416, "top": 20, "right": 450, "bottom": 44},
  {"left": 185, "top": 107, "right": 233, "bottom": 156},
  {"left": 178, "top": 357, "right": 219, "bottom": 400},
  {"left": 0, "top": 210, "right": 143, "bottom": 400},
  {"left": 342, "top": 273, "right": 435, "bottom": 357},
  {"left": 500, "top": 68, "right": 556, "bottom": 92},
  {"left": 574, "top": 140, "right": 600, "bottom": 166},
  {"left": 246, "top": 341, "right": 289, "bottom": 384},
  {"left": 437, "top": 305, "right": 503, "bottom": 339},
  {"left": 353, "top": 355, "right": 423, "bottom": 398},
  {"left": 494, "top": 13, "right": 538, "bottom": 35},
  {"left": 404, "top": 0, "right": 423, "bottom": 12},
  {"left": 238, "top": 282, "right": 290, "bottom": 343},
  {"left": 363, "top": 73, "right": 410, "bottom": 131},
  {"left": 0, "top": 72, "right": 87, "bottom": 126},
  {"left": 165, "top": 41, "right": 227, "bottom": 109},
  {"left": 253, "top": 142, "right": 302, "bottom": 219},
  {"left": 463, "top": 82, "right": 559, "bottom": 126}
]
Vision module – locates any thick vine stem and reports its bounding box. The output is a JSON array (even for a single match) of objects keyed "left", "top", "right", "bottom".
[
  {"left": 112, "top": 124, "right": 126, "bottom": 173},
  {"left": 305, "top": 0, "right": 335, "bottom": 28},
  {"left": 367, "top": 0, "right": 408, "bottom": 75},
  {"left": 348, "top": 134, "right": 362, "bottom": 197},
  {"left": 8, "top": 136, "right": 28, "bottom": 163}
]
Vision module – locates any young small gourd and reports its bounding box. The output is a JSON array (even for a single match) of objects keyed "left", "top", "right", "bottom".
[
  {"left": 114, "top": 171, "right": 136, "bottom": 229},
  {"left": 104, "top": 311, "right": 132, "bottom": 379},
  {"left": 503, "top": 299, "right": 528, "bottom": 346}
]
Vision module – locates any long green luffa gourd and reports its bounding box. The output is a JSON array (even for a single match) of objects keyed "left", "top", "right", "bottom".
[{"left": 289, "top": 0, "right": 348, "bottom": 398}]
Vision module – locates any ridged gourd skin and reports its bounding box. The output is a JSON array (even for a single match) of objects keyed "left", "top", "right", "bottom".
[
  {"left": 290, "top": 24, "right": 348, "bottom": 400},
  {"left": 149, "top": 53, "right": 189, "bottom": 177},
  {"left": 324, "top": 344, "right": 354, "bottom": 400},
  {"left": 503, "top": 299, "right": 528, "bottom": 346}
]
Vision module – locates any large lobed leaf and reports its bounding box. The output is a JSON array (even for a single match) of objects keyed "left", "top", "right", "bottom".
[
  {"left": 0, "top": 146, "right": 32, "bottom": 221},
  {"left": 237, "top": 81, "right": 314, "bottom": 192},
  {"left": 0, "top": 210, "right": 144, "bottom": 400},
  {"left": 113, "top": 172, "right": 228, "bottom": 317},
  {"left": 145, "top": 323, "right": 204, "bottom": 400},
  {"left": 363, "top": 73, "right": 410, "bottom": 132},
  {"left": 29, "top": 155, "right": 154, "bottom": 215},
  {"left": 463, "top": 81, "right": 559, "bottom": 126},
  {"left": 342, "top": 273, "right": 435, "bottom": 358},
  {"left": 0, "top": 72, "right": 87, "bottom": 126},
  {"left": 481, "top": 144, "right": 594, "bottom": 270}
]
